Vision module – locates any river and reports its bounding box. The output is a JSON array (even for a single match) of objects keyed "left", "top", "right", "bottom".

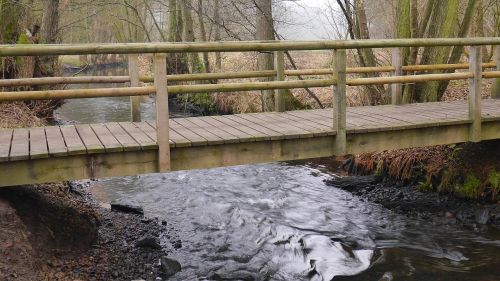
[{"left": 56, "top": 66, "right": 500, "bottom": 281}]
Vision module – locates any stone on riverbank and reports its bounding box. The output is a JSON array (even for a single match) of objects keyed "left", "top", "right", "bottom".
[
  {"left": 135, "top": 236, "right": 162, "bottom": 249},
  {"left": 110, "top": 201, "right": 144, "bottom": 215},
  {"left": 160, "top": 256, "right": 181, "bottom": 277}
]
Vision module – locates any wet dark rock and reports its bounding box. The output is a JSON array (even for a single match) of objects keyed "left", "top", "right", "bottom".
[
  {"left": 110, "top": 202, "right": 144, "bottom": 215},
  {"left": 135, "top": 236, "right": 162, "bottom": 249},
  {"left": 475, "top": 209, "right": 490, "bottom": 225},
  {"left": 325, "top": 176, "right": 500, "bottom": 229},
  {"left": 324, "top": 175, "right": 377, "bottom": 191},
  {"left": 172, "top": 239, "right": 182, "bottom": 249},
  {"left": 159, "top": 256, "right": 181, "bottom": 277}
]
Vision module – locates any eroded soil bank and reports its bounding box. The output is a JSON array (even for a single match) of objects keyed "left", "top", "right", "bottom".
[
  {"left": 332, "top": 139, "right": 500, "bottom": 229},
  {"left": 0, "top": 182, "right": 179, "bottom": 281}
]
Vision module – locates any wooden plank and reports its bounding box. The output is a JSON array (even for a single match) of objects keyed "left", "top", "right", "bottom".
[
  {"left": 240, "top": 113, "right": 309, "bottom": 139},
  {"left": 184, "top": 117, "right": 242, "bottom": 144},
  {"left": 307, "top": 108, "right": 378, "bottom": 133},
  {"left": 287, "top": 109, "right": 365, "bottom": 133},
  {"left": 136, "top": 122, "right": 157, "bottom": 140},
  {"left": 105, "top": 123, "right": 141, "bottom": 151},
  {"left": 0, "top": 129, "right": 13, "bottom": 162},
  {"left": 145, "top": 121, "right": 191, "bottom": 148},
  {"left": 75, "top": 124, "right": 105, "bottom": 154},
  {"left": 250, "top": 112, "right": 321, "bottom": 137},
  {"left": 9, "top": 128, "right": 29, "bottom": 161},
  {"left": 60, "top": 125, "right": 87, "bottom": 155},
  {"left": 286, "top": 110, "right": 339, "bottom": 129},
  {"left": 199, "top": 116, "right": 256, "bottom": 142},
  {"left": 119, "top": 122, "right": 157, "bottom": 150},
  {"left": 29, "top": 127, "right": 48, "bottom": 159},
  {"left": 231, "top": 114, "right": 294, "bottom": 139},
  {"left": 282, "top": 112, "right": 334, "bottom": 135},
  {"left": 175, "top": 118, "right": 224, "bottom": 145},
  {"left": 211, "top": 115, "right": 270, "bottom": 141},
  {"left": 45, "top": 126, "right": 68, "bottom": 157},
  {"left": 351, "top": 107, "right": 418, "bottom": 128},
  {"left": 169, "top": 119, "right": 207, "bottom": 146},
  {"left": 90, "top": 123, "right": 123, "bottom": 152}
]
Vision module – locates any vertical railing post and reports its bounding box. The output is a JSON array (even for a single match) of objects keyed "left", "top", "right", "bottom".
[
  {"left": 128, "top": 54, "right": 141, "bottom": 122},
  {"left": 391, "top": 48, "right": 403, "bottom": 105},
  {"left": 493, "top": 45, "right": 500, "bottom": 99},
  {"left": 274, "top": 50, "right": 286, "bottom": 112},
  {"left": 154, "top": 54, "right": 171, "bottom": 172},
  {"left": 333, "top": 49, "right": 347, "bottom": 156},
  {"left": 468, "top": 46, "right": 482, "bottom": 142}
]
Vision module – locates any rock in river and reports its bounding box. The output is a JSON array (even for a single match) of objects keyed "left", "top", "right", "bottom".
[
  {"left": 160, "top": 256, "right": 181, "bottom": 277},
  {"left": 110, "top": 201, "right": 144, "bottom": 215}
]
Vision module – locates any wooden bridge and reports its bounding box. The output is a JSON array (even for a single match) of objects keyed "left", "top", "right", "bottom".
[{"left": 0, "top": 38, "right": 499, "bottom": 187}]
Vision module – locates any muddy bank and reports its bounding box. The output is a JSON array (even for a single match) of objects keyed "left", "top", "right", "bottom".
[
  {"left": 0, "top": 181, "right": 181, "bottom": 281},
  {"left": 325, "top": 175, "right": 500, "bottom": 230},
  {"left": 346, "top": 140, "right": 500, "bottom": 201}
]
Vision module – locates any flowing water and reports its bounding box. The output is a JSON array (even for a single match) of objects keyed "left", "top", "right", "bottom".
[{"left": 56, "top": 66, "right": 500, "bottom": 281}]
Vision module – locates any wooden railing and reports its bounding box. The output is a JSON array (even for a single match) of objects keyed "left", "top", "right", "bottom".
[{"left": 1, "top": 38, "right": 499, "bottom": 172}]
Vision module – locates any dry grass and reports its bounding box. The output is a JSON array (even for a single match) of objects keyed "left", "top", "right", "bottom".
[
  {"left": 135, "top": 51, "right": 494, "bottom": 114},
  {"left": 0, "top": 102, "right": 45, "bottom": 128}
]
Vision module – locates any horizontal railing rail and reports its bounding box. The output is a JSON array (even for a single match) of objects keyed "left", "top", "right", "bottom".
[
  {"left": 0, "top": 62, "right": 496, "bottom": 87},
  {"left": 3, "top": 72, "right": 500, "bottom": 101},
  {"left": 1, "top": 37, "right": 500, "bottom": 56}
]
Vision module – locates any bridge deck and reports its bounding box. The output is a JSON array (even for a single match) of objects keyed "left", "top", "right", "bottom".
[{"left": 1, "top": 100, "right": 500, "bottom": 162}]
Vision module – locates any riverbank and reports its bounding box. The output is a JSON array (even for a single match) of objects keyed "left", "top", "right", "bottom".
[
  {"left": 0, "top": 100, "right": 181, "bottom": 280},
  {"left": 0, "top": 181, "right": 182, "bottom": 280},
  {"left": 345, "top": 139, "right": 500, "bottom": 201},
  {"left": 326, "top": 175, "right": 500, "bottom": 230}
]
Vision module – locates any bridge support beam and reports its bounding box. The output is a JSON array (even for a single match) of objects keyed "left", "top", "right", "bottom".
[
  {"left": 391, "top": 48, "right": 403, "bottom": 105},
  {"left": 274, "top": 51, "right": 286, "bottom": 112},
  {"left": 154, "top": 54, "right": 171, "bottom": 172},
  {"left": 333, "top": 49, "right": 347, "bottom": 156},
  {"left": 493, "top": 45, "right": 500, "bottom": 99},
  {"left": 468, "top": 46, "right": 482, "bottom": 142},
  {"left": 128, "top": 54, "right": 141, "bottom": 122}
]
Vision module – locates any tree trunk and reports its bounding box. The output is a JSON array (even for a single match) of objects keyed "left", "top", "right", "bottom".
[
  {"left": 435, "top": 0, "right": 478, "bottom": 95},
  {"left": 416, "top": 0, "right": 459, "bottom": 102},
  {"left": 0, "top": 0, "right": 22, "bottom": 79},
  {"left": 34, "top": 0, "right": 60, "bottom": 80},
  {"left": 402, "top": 0, "right": 419, "bottom": 103},
  {"left": 395, "top": 0, "right": 411, "bottom": 99},
  {"left": 167, "top": 0, "right": 188, "bottom": 74},
  {"left": 337, "top": 0, "right": 385, "bottom": 105},
  {"left": 255, "top": 0, "right": 275, "bottom": 111},
  {"left": 214, "top": 0, "right": 222, "bottom": 72},
  {"left": 197, "top": 0, "right": 210, "bottom": 72},
  {"left": 473, "top": 0, "right": 489, "bottom": 61},
  {"left": 180, "top": 0, "right": 200, "bottom": 73}
]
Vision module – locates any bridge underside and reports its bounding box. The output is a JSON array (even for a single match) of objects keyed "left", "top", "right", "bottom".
[{"left": 1, "top": 100, "right": 499, "bottom": 187}]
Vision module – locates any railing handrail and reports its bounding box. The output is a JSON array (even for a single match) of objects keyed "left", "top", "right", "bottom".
[
  {"left": 1, "top": 37, "right": 499, "bottom": 57},
  {"left": 0, "top": 62, "right": 496, "bottom": 87}
]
